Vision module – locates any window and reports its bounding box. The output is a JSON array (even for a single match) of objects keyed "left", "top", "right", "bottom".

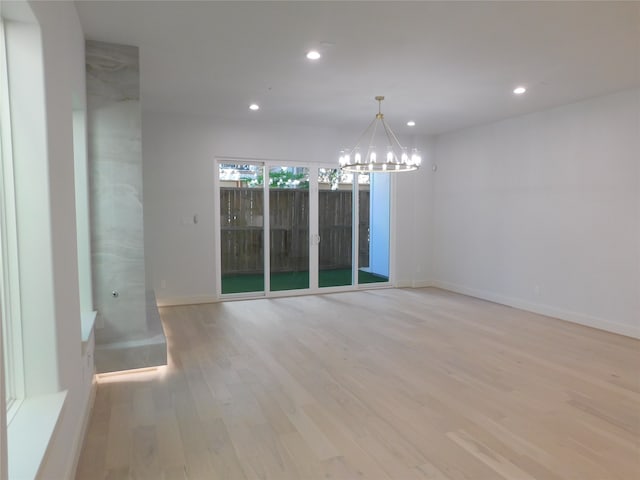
[
  {"left": 1, "top": 6, "right": 76, "bottom": 478},
  {"left": 0, "top": 17, "right": 24, "bottom": 421}
]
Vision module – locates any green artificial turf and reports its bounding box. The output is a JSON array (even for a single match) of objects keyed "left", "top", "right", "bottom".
[{"left": 221, "top": 268, "right": 388, "bottom": 294}]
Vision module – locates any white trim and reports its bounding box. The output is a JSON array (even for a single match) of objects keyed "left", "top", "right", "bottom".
[
  {"left": 308, "top": 171, "right": 319, "bottom": 291},
  {"left": 0, "top": 306, "right": 7, "bottom": 480},
  {"left": 80, "top": 310, "right": 97, "bottom": 344},
  {"left": 357, "top": 283, "right": 393, "bottom": 292},
  {"left": 66, "top": 379, "right": 97, "bottom": 480},
  {"left": 213, "top": 158, "right": 222, "bottom": 299},
  {"left": 7, "top": 390, "right": 67, "bottom": 480},
  {"left": 263, "top": 166, "right": 270, "bottom": 294},
  {"left": 157, "top": 295, "right": 219, "bottom": 307},
  {"left": 432, "top": 280, "right": 640, "bottom": 339},
  {"left": 316, "top": 285, "right": 356, "bottom": 294},
  {"left": 389, "top": 173, "right": 397, "bottom": 286},
  {"left": 352, "top": 174, "right": 359, "bottom": 284}
]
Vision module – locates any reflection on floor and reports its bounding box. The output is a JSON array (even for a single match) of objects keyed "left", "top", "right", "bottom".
[{"left": 221, "top": 268, "right": 388, "bottom": 294}]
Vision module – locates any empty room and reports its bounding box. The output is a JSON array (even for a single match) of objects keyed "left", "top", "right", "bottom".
[{"left": 0, "top": 1, "right": 638, "bottom": 479}]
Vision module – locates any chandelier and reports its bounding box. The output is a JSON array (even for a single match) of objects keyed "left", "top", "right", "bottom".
[{"left": 339, "top": 96, "right": 421, "bottom": 173}]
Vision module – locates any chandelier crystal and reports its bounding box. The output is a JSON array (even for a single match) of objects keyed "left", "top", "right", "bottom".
[{"left": 339, "top": 96, "right": 421, "bottom": 173}]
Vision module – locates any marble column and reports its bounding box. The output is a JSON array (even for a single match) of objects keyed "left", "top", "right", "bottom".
[{"left": 86, "top": 40, "right": 166, "bottom": 373}]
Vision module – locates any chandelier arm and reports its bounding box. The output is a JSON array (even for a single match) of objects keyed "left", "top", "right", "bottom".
[
  {"left": 381, "top": 117, "right": 406, "bottom": 151},
  {"left": 348, "top": 116, "right": 377, "bottom": 153},
  {"left": 380, "top": 119, "right": 401, "bottom": 160},
  {"left": 366, "top": 116, "right": 380, "bottom": 159}
]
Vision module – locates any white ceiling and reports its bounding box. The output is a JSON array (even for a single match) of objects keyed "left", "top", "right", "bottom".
[{"left": 75, "top": 1, "right": 640, "bottom": 135}]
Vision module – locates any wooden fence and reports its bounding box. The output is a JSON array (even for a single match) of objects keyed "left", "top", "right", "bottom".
[{"left": 220, "top": 187, "right": 370, "bottom": 274}]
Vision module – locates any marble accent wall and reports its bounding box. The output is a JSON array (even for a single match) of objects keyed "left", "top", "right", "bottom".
[{"left": 86, "top": 40, "right": 166, "bottom": 373}]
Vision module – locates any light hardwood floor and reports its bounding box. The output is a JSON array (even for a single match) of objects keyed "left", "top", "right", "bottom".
[{"left": 75, "top": 288, "right": 640, "bottom": 480}]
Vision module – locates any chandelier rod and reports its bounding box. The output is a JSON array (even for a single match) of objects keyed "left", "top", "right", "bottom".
[
  {"left": 366, "top": 114, "right": 380, "bottom": 159},
  {"left": 381, "top": 117, "right": 404, "bottom": 151},
  {"left": 349, "top": 116, "right": 377, "bottom": 154}
]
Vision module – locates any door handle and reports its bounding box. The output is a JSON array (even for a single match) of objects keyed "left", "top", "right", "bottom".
[{"left": 311, "top": 234, "right": 321, "bottom": 246}]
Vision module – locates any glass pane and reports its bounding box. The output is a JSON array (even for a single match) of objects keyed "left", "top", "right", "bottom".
[
  {"left": 0, "top": 96, "right": 13, "bottom": 409},
  {"left": 219, "top": 164, "right": 264, "bottom": 294},
  {"left": 318, "top": 168, "right": 353, "bottom": 287},
  {"left": 269, "top": 167, "right": 309, "bottom": 291},
  {"left": 0, "top": 226, "right": 11, "bottom": 409},
  {"left": 358, "top": 172, "right": 390, "bottom": 284}
]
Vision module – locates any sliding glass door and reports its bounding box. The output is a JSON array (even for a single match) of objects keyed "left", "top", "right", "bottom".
[
  {"left": 318, "top": 168, "right": 353, "bottom": 288},
  {"left": 217, "top": 160, "right": 391, "bottom": 298},
  {"left": 358, "top": 172, "right": 390, "bottom": 284},
  {"left": 317, "top": 169, "right": 389, "bottom": 288},
  {"left": 219, "top": 163, "right": 265, "bottom": 294},
  {"left": 269, "top": 166, "right": 310, "bottom": 291}
]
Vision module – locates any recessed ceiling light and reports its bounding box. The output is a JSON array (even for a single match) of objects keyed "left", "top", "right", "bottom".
[
  {"left": 249, "top": 103, "right": 260, "bottom": 111},
  {"left": 406, "top": 120, "right": 416, "bottom": 127},
  {"left": 306, "top": 50, "right": 321, "bottom": 60},
  {"left": 513, "top": 86, "right": 527, "bottom": 95}
]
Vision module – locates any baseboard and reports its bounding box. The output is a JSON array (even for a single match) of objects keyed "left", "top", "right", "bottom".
[
  {"left": 396, "top": 279, "right": 434, "bottom": 288},
  {"left": 65, "top": 378, "right": 97, "bottom": 480},
  {"left": 432, "top": 280, "right": 640, "bottom": 339},
  {"left": 156, "top": 295, "right": 218, "bottom": 307},
  {"left": 157, "top": 283, "right": 638, "bottom": 339}
]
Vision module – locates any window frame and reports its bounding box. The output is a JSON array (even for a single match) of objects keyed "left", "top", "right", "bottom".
[{"left": 0, "top": 17, "right": 25, "bottom": 423}]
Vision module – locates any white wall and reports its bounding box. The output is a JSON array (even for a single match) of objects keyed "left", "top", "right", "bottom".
[
  {"left": 142, "top": 112, "right": 430, "bottom": 303},
  {"left": 394, "top": 139, "right": 436, "bottom": 288},
  {"left": 431, "top": 89, "right": 640, "bottom": 337},
  {"left": 21, "top": 1, "right": 93, "bottom": 477}
]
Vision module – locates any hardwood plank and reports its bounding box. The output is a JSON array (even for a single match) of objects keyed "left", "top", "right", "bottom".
[
  {"left": 76, "top": 288, "right": 640, "bottom": 480},
  {"left": 131, "top": 425, "right": 161, "bottom": 480},
  {"left": 155, "top": 406, "right": 186, "bottom": 471},
  {"left": 104, "top": 402, "right": 132, "bottom": 470},
  {"left": 162, "top": 465, "right": 187, "bottom": 480},
  {"left": 446, "top": 429, "right": 537, "bottom": 480}
]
